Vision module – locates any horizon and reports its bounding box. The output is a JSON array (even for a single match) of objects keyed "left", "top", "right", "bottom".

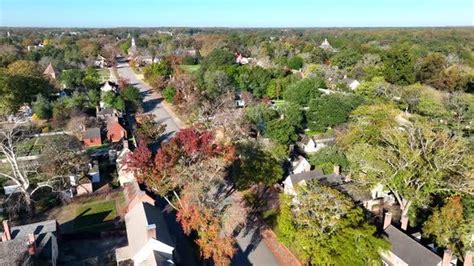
[{"left": 1, "top": 0, "right": 473, "bottom": 28}]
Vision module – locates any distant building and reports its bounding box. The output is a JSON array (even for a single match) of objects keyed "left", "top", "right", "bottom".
[
  {"left": 291, "top": 156, "right": 311, "bottom": 175},
  {"left": 319, "top": 38, "right": 337, "bottom": 52},
  {"left": 43, "top": 63, "right": 58, "bottom": 80},
  {"left": 297, "top": 135, "right": 334, "bottom": 154},
  {"left": 83, "top": 127, "right": 102, "bottom": 147},
  {"left": 115, "top": 181, "right": 175, "bottom": 265},
  {"left": 342, "top": 75, "right": 361, "bottom": 90},
  {"left": 0, "top": 219, "right": 59, "bottom": 265},
  {"left": 97, "top": 107, "right": 120, "bottom": 122},
  {"left": 94, "top": 54, "right": 108, "bottom": 68}
]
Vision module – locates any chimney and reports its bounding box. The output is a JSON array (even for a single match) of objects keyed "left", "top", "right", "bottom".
[
  {"left": 2, "top": 220, "right": 11, "bottom": 241},
  {"left": 383, "top": 212, "right": 392, "bottom": 230},
  {"left": 147, "top": 224, "right": 156, "bottom": 239},
  {"left": 442, "top": 249, "right": 452, "bottom": 266},
  {"left": 27, "top": 233, "right": 36, "bottom": 255},
  {"left": 1, "top": 233, "right": 6, "bottom": 242},
  {"left": 123, "top": 139, "right": 129, "bottom": 150},
  {"left": 333, "top": 165, "right": 341, "bottom": 175},
  {"left": 401, "top": 215, "right": 409, "bottom": 231},
  {"left": 464, "top": 251, "right": 472, "bottom": 266}
]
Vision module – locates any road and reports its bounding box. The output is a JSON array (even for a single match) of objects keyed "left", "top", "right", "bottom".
[
  {"left": 114, "top": 61, "right": 281, "bottom": 266},
  {"left": 115, "top": 60, "right": 180, "bottom": 140}
]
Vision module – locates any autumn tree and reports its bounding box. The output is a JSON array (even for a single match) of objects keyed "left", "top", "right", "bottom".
[
  {"left": 339, "top": 104, "right": 472, "bottom": 223},
  {"left": 276, "top": 181, "right": 389, "bottom": 265},
  {"left": 136, "top": 114, "right": 166, "bottom": 144}
]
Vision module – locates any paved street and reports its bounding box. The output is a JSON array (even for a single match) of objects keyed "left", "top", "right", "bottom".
[
  {"left": 115, "top": 60, "right": 180, "bottom": 140},
  {"left": 114, "top": 60, "right": 281, "bottom": 265}
]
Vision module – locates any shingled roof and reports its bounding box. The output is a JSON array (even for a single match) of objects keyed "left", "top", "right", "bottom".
[{"left": 43, "top": 63, "right": 58, "bottom": 80}]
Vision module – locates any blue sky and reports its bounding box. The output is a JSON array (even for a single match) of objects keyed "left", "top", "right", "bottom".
[{"left": 1, "top": 0, "right": 473, "bottom": 27}]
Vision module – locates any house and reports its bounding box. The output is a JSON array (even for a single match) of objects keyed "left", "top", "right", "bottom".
[
  {"left": 83, "top": 127, "right": 102, "bottom": 147},
  {"left": 97, "top": 107, "right": 120, "bottom": 121},
  {"left": 235, "top": 53, "right": 251, "bottom": 65},
  {"left": 342, "top": 76, "right": 361, "bottom": 90},
  {"left": 107, "top": 120, "right": 127, "bottom": 143},
  {"left": 100, "top": 80, "right": 119, "bottom": 93},
  {"left": 298, "top": 135, "right": 334, "bottom": 154},
  {"left": 319, "top": 38, "right": 337, "bottom": 52},
  {"left": 291, "top": 156, "right": 311, "bottom": 175},
  {"left": 94, "top": 54, "right": 107, "bottom": 68},
  {"left": 43, "top": 63, "right": 58, "bottom": 80},
  {"left": 116, "top": 141, "right": 135, "bottom": 186},
  {"left": 115, "top": 182, "right": 175, "bottom": 265},
  {"left": 0, "top": 219, "right": 59, "bottom": 265},
  {"left": 381, "top": 212, "right": 464, "bottom": 266}
]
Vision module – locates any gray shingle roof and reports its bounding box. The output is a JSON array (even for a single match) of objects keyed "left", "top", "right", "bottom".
[
  {"left": 384, "top": 225, "right": 442, "bottom": 266},
  {"left": 83, "top": 127, "right": 101, "bottom": 139}
]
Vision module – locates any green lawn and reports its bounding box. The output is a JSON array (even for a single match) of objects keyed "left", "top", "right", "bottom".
[
  {"left": 180, "top": 64, "right": 201, "bottom": 74},
  {"left": 74, "top": 200, "right": 117, "bottom": 231}
]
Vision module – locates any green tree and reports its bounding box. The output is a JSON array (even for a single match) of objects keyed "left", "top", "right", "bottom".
[
  {"left": 7, "top": 60, "right": 42, "bottom": 76},
  {"left": 266, "top": 118, "right": 298, "bottom": 145},
  {"left": 245, "top": 103, "right": 278, "bottom": 136},
  {"left": 143, "top": 61, "right": 173, "bottom": 82},
  {"left": 415, "top": 53, "right": 446, "bottom": 84},
  {"left": 200, "top": 48, "right": 235, "bottom": 71},
  {"left": 383, "top": 44, "right": 416, "bottom": 85},
  {"left": 331, "top": 49, "right": 362, "bottom": 69},
  {"left": 233, "top": 141, "right": 283, "bottom": 190},
  {"left": 163, "top": 86, "right": 176, "bottom": 103},
  {"left": 287, "top": 56, "right": 304, "bottom": 70},
  {"left": 307, "top": 93, "right": 363, "bottom": 132},
  {"left": 283, "top": 76, "right": 325, "bottom": 106},
  {"left": 32, "top": 94, "right": 52, "bottom": 119},
  {"left": 276, "top": 181, "right": 389, "bottom": 265},
  {"left": 340, "top": 106, "right": 471, "bottom": 222},
  {"left": 87, "top": 89, "right": 100, "bottom": 107},
  {"left": 308, "top": 146, "right": 349, "bottom": 174},
  {"left": 203, "top": 70, "right": 234, "bottom": 99},
  {"left": 60, "top": 69, "right": 85, "bottom": 88},
  {"left": 122, "top": 85, "right": 142, "bottom": 103}
]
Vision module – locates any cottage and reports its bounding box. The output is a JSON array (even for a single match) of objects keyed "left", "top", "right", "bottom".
[
  {"left": 342, "top": 76, "right": 361, "bottom": 90},
  {"left": 43, "top": 63, "right": 58, "bottom": 80},
  {"left": 381, "top": 212, "right": 465, "bottom": 266},
  {"left": 100, "top": 80, "right": 119, "bottom": 93},
  {"left": 235, "top": 53, "right": 251, "bottom": 65},
  {"left": 0, "top": 220, "right": 59, "bottom": 265},
  {"left": 115, "top": 182, "right": 175, "bottom": 265},
  {"left": 107, "top": 120, "right": 127, "bottom": 143},
  {"left": 97, "top": 107, "right": 120, "bottom": 121},
  {"left": 94, "top": 54, "right": 107, "bottom": 68},
  {"left": 83, "top": 127, "right": 102, "bottom": 147},
  {"left": 298, "top": 135, "right": 334, "bottom": 154},
  {"left": 291, "top": 156, "right": 311, "bottom": 175}
]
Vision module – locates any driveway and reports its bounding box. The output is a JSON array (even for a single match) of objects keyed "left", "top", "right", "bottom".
[{"left": 115, "top": 60, "right": 180, "bottom": 140}]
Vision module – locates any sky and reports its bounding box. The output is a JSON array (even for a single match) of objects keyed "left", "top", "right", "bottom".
[{"left": 0, "top": 0, "right": 473, "bottom": 28}]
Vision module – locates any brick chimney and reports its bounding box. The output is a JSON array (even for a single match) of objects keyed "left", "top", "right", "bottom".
[
  {"left": 333, "top": 165, "right": 341, "bottom": 175},
  {"left": 464, "top": 251, "right": 472, "bottom": 266},
  {"left": 2, "top": 220, "right": 11, "bottom": 241},
  {"left": 147, "top": 224, "right": 156, "bottom": 240},
  {"left": 27, "top": 233, "right": 36, "bottom": 255},
  {"left": 1, "top": 233, "right": 6, "bottom": 242},
  {"left": 442, "top": 249, "right": 452, "bottom": 266},
  {"left": 401, "top": 215, "right": 409, "bottom": 231},
  {"left": 383, "top": 212, "right": 392, "bottom": 230}
]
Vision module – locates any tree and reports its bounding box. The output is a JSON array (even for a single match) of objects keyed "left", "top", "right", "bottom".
[
  {"left": 266, "top": 118, "right": 298, "bottom": 145},
  {"left": 0, "top": 124, "right": 75, "bottom": 216},
  {"left": 122, "top": 85, "right": 142, "bottom": 103},
  {"left": 101, "top": 91, "right": 125, "bottom": 111},
  {"left": 276, "top": 181, "right": 389, "bottom": 265},
  {"left": 423, "top": 196, "right": 471, "bottom": 256},
  {"left": 32, "top": 94, "right": 52, "bottom": 119},
  {"left": 283, "top": 76, "right": 324, "bottom": 106},
  {"left": 143, "top": 61, "right": 173, "bottom": 83},
  {"left": 431, "top": 65, "right": 470, "bottom": 92},
  {"left": 60, "top": 69, "right": 85, "bottom": 88},
  {"left": 340, "top": 105, "right": 471, "bottom": 222},
  {"left": 307, "top": 93, "right": 363, "bottom": 132},
  {"left": 233, "top": 141, "right": 283, "bottom": 190},
  {"left": 200, "top": 48, "right": 235, "bottom": 71},
  {"left": 7, "top": 60, "right": 42, "bottom": 76},
  {"left": 163, "top": 86, "right": 176, "bottom": 103},
  {"left": 383, "top": 44, "right": 416, "bottom": 85},
  {"left": 287, "top": 56, "right": 304, "bottom": 70},
  {"left": 331, "top": 49, "right": 362, "bottom": 69},
  {"left": 309, "top": 146, "right": 349, "bottom": 174},
  {"left": 82, "top": 67, "right": 101, "bottom": 90},
  {"left": 415, "top": 53, "right": 446, "bottom": 84},
  {"left": 203, "top": 70, "right": 234, "bottom": 99},
  {"left": 125, "top": 141, "right": 153, "bottom": 183},
  {"left": 136, "top": 115, "right": 167, "bottom": 144}
]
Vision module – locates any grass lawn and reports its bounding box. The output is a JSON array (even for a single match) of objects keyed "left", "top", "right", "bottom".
[
  {"left": 74, "top": 200, "right": 117, "bottom": 231},
  {"left": 180, "top": 64, "right": 201, "bottom": 74}
]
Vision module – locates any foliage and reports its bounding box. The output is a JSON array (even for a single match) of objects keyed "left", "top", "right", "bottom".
[
  {"left": 233, "top": 141, "right": 283, "bottom": 190},
  {"left": 266, "top": 118, "right": 298, "bottom": 145},
  {"left": 383, "top": 44, "right": 416, "bottom": 85},
  {"left": 32, "top": 94, "right": 52, "bottom": 119},
  {"left": 163, "top": 86, "right": 176, "bottom": 103},
  {"left": 122, "top": 85, "right": 141, "bottom": 103},
  {"left": 124, "top": 141, "right": 153, "bottom": 182},
  {"left": 423, "top": 196, "right": 470, "bottom": 255},
  {"left": 307, "top": 93, "right": 364, "bottom": 132},
  {"left": 182, "top": 55, "right": 197, "bottom": 65},
  {"left": 136, "top": 115, "right": 167, "bottom": 144},
  {"left": 101, "top": 91, "right": 125, "bottom": 111},
  {"left": 143, "top": 61, "right": 173, "bottom": 82},
  {"left": 283, "top": 76, "right": 325, "bottom": 106},
  {"left": 276, "top": 182, "right": 389, "bottom": 265},
  {"left": 415, "top": 53, "right": 446, "bottom": 84},
  {"left": 200, "top": 48, "right": 235, "bottom": 71},
  {"left": 331, "top": 49, "right": 362, "bottom": 69},
  {"left": 287, "top": 56, "right": 304, "bottom": 70},
  {"left": 203, "top": 70, "right": 234, "bottom": 99},
  {"left": 7, "top": 60, "right": 42, "bottom": 76},
  {"left": 308, "top": 146, "right": 349, "bottom": 174},
  {"left": 236, "top": 65, "right": 272, "bottom": 98},
  {"left": 60, "top": 69, "right": 85, "bottom": 88},
  {"left": 245, "top": 103, "right": 278, "bottom": 135}
]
